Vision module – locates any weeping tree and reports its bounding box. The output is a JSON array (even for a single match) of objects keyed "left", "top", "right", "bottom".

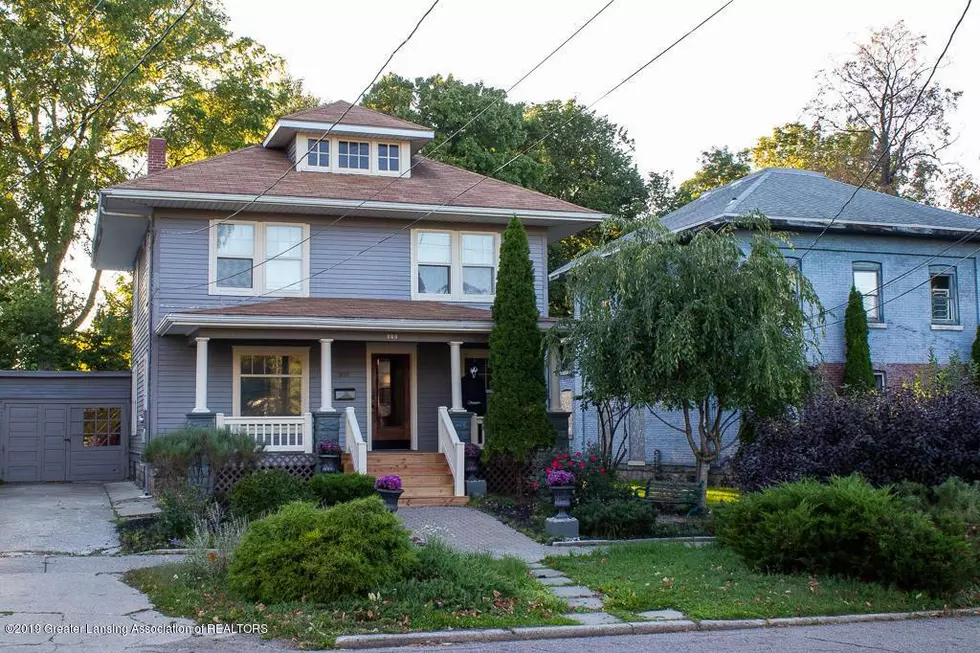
[{"left": 559, "top": 214, "right": 822, "bottom": 508}]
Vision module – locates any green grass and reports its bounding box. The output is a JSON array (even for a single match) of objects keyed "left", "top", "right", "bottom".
[
  {"left": 125, "top": 542, "right": 571, "bottom": 649},
  {"left": 546, "top": 542, "right": 980, "bottom": 621}
]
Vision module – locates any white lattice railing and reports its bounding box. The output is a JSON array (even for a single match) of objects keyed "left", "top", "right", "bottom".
[
  {"left": 215, "top": 413, "right": 313, "bottom": 453},
  {"left": 344, "top": 406, "right": 367, "bottom": 474},
  {"left": 438, "top": 406, "right": 465, "bottom": 496}
]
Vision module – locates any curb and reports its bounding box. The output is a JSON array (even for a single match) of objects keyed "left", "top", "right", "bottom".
[
  {"left": 550, "top": 536, "right": 716, "bottom": 548},
  {"left": 332, "top": 608, "right": 980, "bottom": 649}
]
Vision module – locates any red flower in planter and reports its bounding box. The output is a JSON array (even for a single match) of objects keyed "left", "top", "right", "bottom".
[
  {"left": 589, "top": 456, "right": 597, "bottom": 462},
  {"left": 579, "top": 462, "right": 585, "bottom": 468},
  {"left": 600, "top": 468, "right": 606, "bottom": 474}
]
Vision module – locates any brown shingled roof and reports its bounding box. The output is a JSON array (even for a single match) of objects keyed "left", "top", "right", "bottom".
[
  {"left": 110, "top": 147, "right": 602, "bottom": 215},
  {"left": 187, "top": 297, "right": 555, "bottom": 323},
  {"left": 282, "top": 100, "right": 432, "bottom": 132}
]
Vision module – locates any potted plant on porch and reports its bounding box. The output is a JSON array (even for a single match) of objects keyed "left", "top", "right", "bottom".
[
  {"left": 317, "top": 440, "right": 342, "bottom": 474},
  {"left": 375, "top": 474, "right": 403, "bottom": 512}
]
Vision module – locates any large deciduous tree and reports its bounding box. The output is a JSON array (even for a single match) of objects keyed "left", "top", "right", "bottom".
[
  {"left": 751, "top": 122, "right": 872, "bottom": 186},
  {"left": 808, "top": 21, "right": 960, "bottom": 198},
  {"left": 560, "top": 215, "right": 821, "bottom": 507},
  {"left": 0, "top": 0, "right": 315, "bottom": 369},
  {"left": 677, "top": 147, "right": 751, "bottom": 202}
]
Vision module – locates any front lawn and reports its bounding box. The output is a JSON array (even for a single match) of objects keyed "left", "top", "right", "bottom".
[
  {"left": 125, "top": 545, "right": 570, "bottom": 649},
  {"left": 546, "top": 542, "right": 980, "bottom": 620}
]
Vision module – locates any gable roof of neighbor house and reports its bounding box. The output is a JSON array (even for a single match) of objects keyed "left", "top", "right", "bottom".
[
  {"left": 280, "top": 100, "right": 432, "bottom": 132},
  {"left": 660, "top": 168, "right": 979, "bottom": 235}
]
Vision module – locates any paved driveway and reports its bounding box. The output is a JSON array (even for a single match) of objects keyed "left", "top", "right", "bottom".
[{"left": 0, "top": 484, "right": 119, "bottom": 555}]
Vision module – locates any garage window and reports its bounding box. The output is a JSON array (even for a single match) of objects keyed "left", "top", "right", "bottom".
[{"left": 83, "top": 408, "right": 122, "bottom": 447}]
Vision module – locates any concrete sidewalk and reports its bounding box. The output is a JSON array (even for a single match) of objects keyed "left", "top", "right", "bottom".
[{"left": 0, "top": 484, "right": 119, "bottom": 555}]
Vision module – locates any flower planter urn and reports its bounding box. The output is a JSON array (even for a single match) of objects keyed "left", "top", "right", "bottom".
[
  {"left": 464, "top": 454, "right": 480, "bottom": 481},
  {"left": 549, "top": 485, "right": 574, "bottom": 519},
  {"left": 377, "top": 488, "right": 404, "bottom": 512},
  {"left": 318, "top": 453, "right": 341, "bottom": 474}
]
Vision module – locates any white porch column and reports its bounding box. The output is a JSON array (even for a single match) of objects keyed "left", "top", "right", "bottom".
[
  {"left": 192, "top": 337, "right": 210, "bottom": 413},
  {"left": 449, "top": 341, "right": 464, "bottom": 412},
  {"left": 319, "top": 338, "right": 335, "bottom": 412},
  {"left": 548, "top": 347, "right": 562, "bottom": 412}
]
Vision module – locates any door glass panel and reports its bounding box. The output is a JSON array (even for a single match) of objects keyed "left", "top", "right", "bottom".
[{"left": 82, "top": 407, "right": 122, "bottom": 447}]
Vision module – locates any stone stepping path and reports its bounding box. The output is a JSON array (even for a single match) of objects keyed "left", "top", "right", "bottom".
[{"left": 528, "top": 562, "right": 690, "bottom": 625}]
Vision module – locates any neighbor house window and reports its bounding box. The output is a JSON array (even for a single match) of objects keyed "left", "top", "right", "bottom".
[
  {"left": 83, "top": 408, "right": 122, "bottom": 447},
  {"left": 306, "top": 138, "right": 330, "bottom": 168},
  {"left": 852, "top": 262, "right": 882, "bottom": 322},
  {"left": 235, "top": 350, "right": 308, "bottom": 417},
  {"left": 210, "top": 221, "right": 309, "bottom": 296},
  {"left": 378, "top": 143, "right": 400, "bottom": 172},
  {"left": 873, "top": 371, "right": 886, "bottom": 393},
  {"left": 338, "top": 141, "right": 369, "bottom": 169},
  {"left": 413, "top": 230, "right": 500, "bottom": 301},
  {"left": 929, "top": 266, "right": 958, "bottom": 324}
]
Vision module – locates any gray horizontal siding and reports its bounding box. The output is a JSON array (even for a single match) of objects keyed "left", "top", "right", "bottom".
[
  {"left": 0, "top": 373, "right": 131, "bottom": 400},
  {"left": 416, "top": 342, "right": 451, "bottom": 452}
]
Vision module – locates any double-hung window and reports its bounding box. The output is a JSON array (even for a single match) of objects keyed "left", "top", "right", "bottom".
[
  {"left": 338, "top": 141, "right": 370, "bottom": 169},
  {"left": 306, "top": 138, "right": 330, "bottom": 168},
  {"left": 852, "top": 262, "right": 882, "bottom": 322},
  {"left": 378, "top": 143, "right": 400, "bottom": 172},
  {"left": 211, "top": 221, "right": 308, "bottom": 296},
  {"left": 929, "top": 265, "right": 958, "bottom": 324},
  {"left": 413, "top": 230, "right": 499, "bottom": 301}
]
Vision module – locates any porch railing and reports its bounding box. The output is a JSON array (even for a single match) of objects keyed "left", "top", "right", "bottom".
[
  {"left": 215, "top": 413, "right": 313, "bottom": 453},
  {"left": 344, "top": 406, "right": 367, "bottom": 474},
  {"left": 437, "top": 406, "right": 465, "bottom": 496}
]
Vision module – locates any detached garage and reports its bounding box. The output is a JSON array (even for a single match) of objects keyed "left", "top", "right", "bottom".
[{"left": 0, "top": 371, "right": 131, "bottom": 482}]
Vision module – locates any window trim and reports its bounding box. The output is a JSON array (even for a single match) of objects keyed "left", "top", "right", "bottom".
[
  {"left": 208, "top": 220, "right": 310, "bottom": 297},
  {"left": 928, "top": 265, "right": 959, "bottom": 325},
  {"left": 232, "top": 346, "right": 310, "bottom": 417},
  {"left": 294, "top": 134, "right": 409, "bottom": 177},
  {"left": 852, "top": 261, "right": 883, "bottom": 323},
  {"left": 411, "top": 228, "right": 501, "bottom": 302},
  {"left": 873, "top": 370, "right": 886, "bottom": 393}
]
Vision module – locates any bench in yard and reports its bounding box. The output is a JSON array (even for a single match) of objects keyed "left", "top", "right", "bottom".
[{"left": 635, "top": 480, "right": 705, "bottom": 516}]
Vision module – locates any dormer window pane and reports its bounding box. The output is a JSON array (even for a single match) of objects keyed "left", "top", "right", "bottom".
[
  {"left": 378, "top": 143, "right": 400, "bottom": 172},
  {"left": 306, "top": 139, "right": 330, "bottom": 167},
  {"left": 216, "top": 224, "right": 254, "bottom": 288},
  {"left": 339, "top": 141, "right": 369, "bottom": 169}
]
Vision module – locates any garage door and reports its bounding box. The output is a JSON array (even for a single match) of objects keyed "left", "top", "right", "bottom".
[{"left": 1, "top": 402, "right": 127, "bottom": 482}]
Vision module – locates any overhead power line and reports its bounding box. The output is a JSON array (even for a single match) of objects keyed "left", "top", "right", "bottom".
[{"left": 183, "top": 0, "right": 620, "bottom": 290}]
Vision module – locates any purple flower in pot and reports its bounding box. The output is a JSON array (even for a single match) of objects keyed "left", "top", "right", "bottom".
[
  {"left": 375, "top": 474, "right": 403, "bottom": 511},
  {"left": 546, "top": 469, "right": 576, "bottom": 519}
]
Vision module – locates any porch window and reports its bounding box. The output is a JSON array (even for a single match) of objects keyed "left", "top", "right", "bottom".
[
  {"left": 209, "top": 221, "right": 309, "bottom": 297},
  {"left": 413, "top": 230, "right": 499, "bottom": 301},
  {"left": 338, "top": 141, "right": 370, "bottom": 169},
  {"left": 237, "top": 352, "right": 306, "bottom": 417}
]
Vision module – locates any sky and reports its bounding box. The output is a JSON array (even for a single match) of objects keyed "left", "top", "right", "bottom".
[{"left": 223, "top": 0, "right": 980, "bottom": 182}]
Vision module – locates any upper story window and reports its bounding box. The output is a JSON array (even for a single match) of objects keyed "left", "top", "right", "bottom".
[
  {"left": 210, "top": 221, "right": 309, "bottom": 297},
  {"left": 378, "top": 143, "right": 400, "bottom": 172},
  {"left": 338, "top": 141, "right": 370, "bottom": 170},
  {"left": 412, "top": 229, "right": 500, "bottom": 302},
  {"left": 306, "top": 138, "right": 330, "bottom": 167},
  {"left": 852, "top": 262, "right": 882, "bottom": 322},
  {"left": 929, "top": 265, "right": 958, "bottom": 324}
]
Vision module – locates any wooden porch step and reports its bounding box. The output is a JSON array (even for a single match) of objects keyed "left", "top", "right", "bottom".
[{"left": 401, "top": 496, "right": 470, "bottom": 507}]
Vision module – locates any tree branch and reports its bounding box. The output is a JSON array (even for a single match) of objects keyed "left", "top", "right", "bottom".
[{"left": 66, "top": 270, "right": 103, "bottom": 331}]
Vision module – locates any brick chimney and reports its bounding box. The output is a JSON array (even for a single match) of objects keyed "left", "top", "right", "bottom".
[{"left": 148, "top": 138, "right": 167, "bottom": 175}]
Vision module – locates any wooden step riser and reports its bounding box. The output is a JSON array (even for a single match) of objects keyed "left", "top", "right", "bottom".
[
  {"left": 400, "top": 496, "right": 470, "bottom": 507},
  {"left": 401, "top": 487, "right": 457, "bottom": 498}
]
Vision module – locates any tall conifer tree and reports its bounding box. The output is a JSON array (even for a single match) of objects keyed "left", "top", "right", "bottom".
[{"left": 843, "top": 287, "right": 875, "bottom": 392}]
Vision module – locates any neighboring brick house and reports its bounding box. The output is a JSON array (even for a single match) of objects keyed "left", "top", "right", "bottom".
[
  {"left": 91, "top": 101, "right": 604, "bottom": 502},
  {"left": 554, "top": 168, "right": 980, "bottom": 473}
]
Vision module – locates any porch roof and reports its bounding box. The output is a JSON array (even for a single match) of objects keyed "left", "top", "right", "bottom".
[{"left": 156, "top": 297, "right": 557, "bottom": 336}]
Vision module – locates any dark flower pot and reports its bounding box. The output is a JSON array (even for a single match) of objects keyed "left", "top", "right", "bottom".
[
  {"left": 318, "top": 453, "right": 341, "bottom": 474},
  {"left": 377, "top": 488, "right": 404, "bottom": 512},
  {"left": 549, "top": 485, "right": 574, "bottom": 519},
  {"left": 464, "top": 454, "right": 480, "bottom": 480}
]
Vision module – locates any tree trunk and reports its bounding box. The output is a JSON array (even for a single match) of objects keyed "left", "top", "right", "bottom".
[{"left": 695, "top": 456, "right": 709, "bottom": 511}]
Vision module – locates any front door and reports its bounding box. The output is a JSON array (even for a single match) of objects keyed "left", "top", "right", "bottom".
[{"left": 371, "top": 354, "right": 411, "bottom": 450}]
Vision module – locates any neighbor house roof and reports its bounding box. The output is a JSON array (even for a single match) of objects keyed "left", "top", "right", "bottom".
[
  {"left": 155, "top": 297, "right": 555, "bottom": 336},
  {"left": 281, "top": 100, "right": 431, "bottom": 132},
  {"left": 660, "top": 168, "right": 980, "bottom": 235},
  {"left": 107, "top": 147, "right": 602, "bottom": 216}
]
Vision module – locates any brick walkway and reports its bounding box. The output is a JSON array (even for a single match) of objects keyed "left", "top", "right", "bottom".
[{"left": 398, "top": 506, "right": 561, "bottom": 562}]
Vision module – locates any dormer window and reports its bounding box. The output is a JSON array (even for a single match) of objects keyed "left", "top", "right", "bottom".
[
  {"left": 306, "top": 139, "right": 330, "bottom": 168},
  {"left": 378, "top": 143, "right": 400, "bottom": 172},
  {"left": 338, "top": 141, "right": 369, "bottom": 170}
]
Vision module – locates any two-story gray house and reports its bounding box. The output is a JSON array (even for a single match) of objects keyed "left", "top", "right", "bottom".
[
  {"left": 92, "top": 101, "right": 604, "bottom": 504},
  {"left": 556, "top": 168, "right": 980, "bottom": 476}
]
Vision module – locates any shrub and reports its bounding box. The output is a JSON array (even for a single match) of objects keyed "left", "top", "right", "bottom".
[
  {"left": 308, "top": 473, "right": 377, "bottom": 506},
  {"left": 732, "top": 385, "right": 980, "bottom": 491},
  {"left": 573, "top": 499, "right": 656, "bottom": 539},
  {"left": 228, "top": 469, "right": 311, "bottom": 520},
  {"left": 539, "top": 447, "right": 630, "bottom": 503},
  {"left": 228, "top": 498, "right": 418, "bottom": 603},
  {"left": 144, "top": 427, "right": 262, "bottom": 495},
  {"left": 895, "top": 477, "right": 980, "bottom": 540},
  {"left": 716, "top": 476, "right": 977, "bottom": 594}
]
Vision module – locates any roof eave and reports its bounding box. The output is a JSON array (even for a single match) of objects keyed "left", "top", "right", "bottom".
[
  {"left": 667, "top": 213, "right": 980, "bottom": 240},
  {"left": 263, "top": 119, "right": 435, "bottom": 148}
]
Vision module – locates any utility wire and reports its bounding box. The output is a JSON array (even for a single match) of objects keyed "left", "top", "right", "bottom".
[
  {"left": 63, "top": 0, "right": 106, "bottom": 53},
  {"left": 795, "top": 0, "right": 972, "bottom": 264},
  {"left": 243, "top": 0, "right": 737, "bottom": 301},
  {"left": 178, "top": 0, "right": 442, "bottom": 235},
  {"left": 3, "top": 0, "right": 198, "bottom": 196},
  {"left": 183, "top": 0, "right": 620, "bottom": 290}
]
